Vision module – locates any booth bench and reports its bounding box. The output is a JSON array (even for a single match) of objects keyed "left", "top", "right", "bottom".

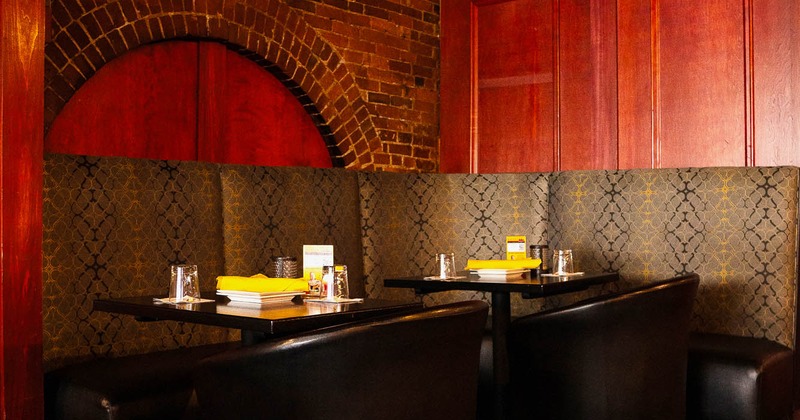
[{"left": 43, "top": 154, "right": 799, "bottom": 419}]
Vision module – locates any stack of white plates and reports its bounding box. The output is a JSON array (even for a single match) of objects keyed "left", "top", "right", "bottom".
[
  {"left": 470, "top": 269, "right": 528, "bottom": 280},
  {"left": 217, "top": 290, "right": 304, "bottom": 304}
]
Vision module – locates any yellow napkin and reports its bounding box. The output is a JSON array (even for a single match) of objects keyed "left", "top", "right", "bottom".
[
  {"left": 216, "top": 273, "right": 308, "bottom": 293},
  {"left": 465, "top": 258, "right": 541, "bottom": 270}
]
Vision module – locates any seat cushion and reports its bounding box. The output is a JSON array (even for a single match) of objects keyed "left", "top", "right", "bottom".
[
  {"left": 687, "top": 332, "right": 793, "bottom": 420},
  {"left": 45, "top": 342, "right": 239, "bottom": 420}
]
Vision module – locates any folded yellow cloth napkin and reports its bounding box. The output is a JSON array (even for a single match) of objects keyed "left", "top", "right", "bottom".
[
  {"left": 216, "top": 273, "right": 308, "bottom": 293},
  {"left": 465, "top": 258, "right": 541, "bottom": 270}
]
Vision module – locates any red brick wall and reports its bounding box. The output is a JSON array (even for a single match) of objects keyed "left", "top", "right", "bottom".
[{"left": 44, "top": 0, "right": 440, "bottom": 171}]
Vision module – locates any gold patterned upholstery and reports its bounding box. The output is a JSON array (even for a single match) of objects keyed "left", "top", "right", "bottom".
[
  {"left": 548, "top": 167, "right": 799, "bottom": 348},
  {"left": 219, "top": 164, "right": 364, "bottom": 296},
  {"left": 359, "top": 172, "right": 552, "bottom": 317},
  {"left": 43, "top": 155, "right": 231, "bottom": 370},
  {"left": 43, "top": 155, "right": 800, "bottom": 370},
  {"left": 361, "top": 167, "right": 799, "bottom": 350}
]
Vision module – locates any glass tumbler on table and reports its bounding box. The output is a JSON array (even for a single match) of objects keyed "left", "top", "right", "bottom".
[
  {"left": 436, "top": 253, "right": 457, "bottom": 279},
  {"left": 169, "top": 264, "right": 201, "bottom": 302},
  {"left": 551, "top": 250, "right": 574, "bottom": 275}
]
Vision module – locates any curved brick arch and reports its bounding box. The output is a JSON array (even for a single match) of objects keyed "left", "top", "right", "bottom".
[{"left": 45, "top": 1, "right": 383, "bottom": 169}]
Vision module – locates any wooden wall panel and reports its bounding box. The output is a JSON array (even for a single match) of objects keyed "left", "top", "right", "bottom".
[
  {"left": 441, "top": 0, "right": 799, "bottom": 172},
  {"left": 476, "top": 0, "right": 554, "bottom": 173},
  {"left": 440, "top": 0, "right": 475, "bottom": 173},
  {"left": 45, "top": 41, "right": 199, "bottom": 160},
  {"left": 753, "top": 0, "right": 800, "bottom": 166},
  {"left": 45, "top": 41, "right": 332, "bottom": 167},
  {"left": 198, "top": 43, "right": 331, "bottom": 167},
  {"left": 616, "top": 0, "right": 653, "bottom": 169},
  {"left": 1, "top": 0, "right": 45, "bottom": 417},
  {"left": 658, "top": 0, "right": 745, "bottom": 168},
  {"left": 557, "top": 0, "right": 617, "bottom": 170}
]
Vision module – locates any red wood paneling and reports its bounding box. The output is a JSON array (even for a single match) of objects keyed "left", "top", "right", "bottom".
[
  {"left": 476, "top": 0, "right": 554, "bottom": 173},
  {"left": 197, "top": 42, "right": 331, "bottom": 167},
  {"left": 1, "top": 0, "right": 45, "bottom": 417},
  {"left": 658, "top": 0, "right": 745, "bottom": 168},
  {"left": 440, "top": 0, "right": 475, "bottom": 173},
  {"left": 753, "top": 0, "right": 800, "bottom": 166},
  {"left": 557, "top": 0, "right": 617, "bottom": 170},
  {"left": 46, "top": 41, "right": 331, "bottom": 168},
  {"left": 441, "top": 0, "right": 800, "bottom": 172},
  {"left": 46, "top": 41, "right": 199, "bottom": 160},
  {"left": 616, "top": 0, "right": 653, "bottom": 169}
]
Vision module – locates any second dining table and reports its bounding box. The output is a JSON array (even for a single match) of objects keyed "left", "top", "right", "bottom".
[
  {"left": 94, "top": 295, "right": 423, "bottom": 344},
  {"left": 384, "top": 270, "right": 619, "bottom": 419}
]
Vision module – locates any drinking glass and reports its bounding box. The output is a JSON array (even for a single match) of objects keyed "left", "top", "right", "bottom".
[
  {"left": 551, "top": 250, "right": 574, "bottom": 275},
  {"left": 333, "top": 265, "right": 350, "bottom": 299},
  {"left": 323, "top": 265, "right": 349, "bottom": 300},
  {"left": 170, "top": 264, "right": 201, "bottom": 302},
  {"left": 436, "top": 253, "right": 457, "bottom": 279}
]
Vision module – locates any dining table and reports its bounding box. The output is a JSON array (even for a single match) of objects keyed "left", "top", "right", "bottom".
[
  {"left": 384, "top": 270, "right": 619, "bottom": 420},
  {"left": 94, "top": 294, "right": 423, "bottom": 344}
]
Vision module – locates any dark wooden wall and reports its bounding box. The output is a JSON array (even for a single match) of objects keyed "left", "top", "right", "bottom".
[
  {"left": 46, "top": 41, "right": 332, "bottom": 167},
  {"left": 441, "top": 0, "right": 800, "bottom": 173}
]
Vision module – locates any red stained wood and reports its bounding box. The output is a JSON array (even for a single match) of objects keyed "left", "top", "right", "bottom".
[
  {"left": 557, "top": 0, "right": 617, "bottom": 170},
  {"left": 658, "top": 0, "right": 745, "bottom": 168},
  {"left": 476, "top": 0, "right": 555, "bottom": 173},
  {"left": 440, "top": 0, "right": 475, "bottom": 173},
  {"left": 46, "top": 41, "right": 331, "bottom": 167},
  {"left": 441, "top": 0, "right": 800, "bottom": 172},
  {"left": 1, "top": 0, "right": 45, "bottom": 418},
  {"left": 46, "top": 41, "right": 200, "bottom": 160},
  {"left": 753, "top": 0, "right": 800, "bottom": 166},
  {"left": 197, "top": 42, "right": 331, "bottom": 167},
  {"left": 617, "top": 0, "right": 654, "bottom": 169}
]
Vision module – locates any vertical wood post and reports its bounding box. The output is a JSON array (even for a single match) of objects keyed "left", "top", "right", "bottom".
[{"left": 0, "top": 0, "right": 45, "bottom": 417}]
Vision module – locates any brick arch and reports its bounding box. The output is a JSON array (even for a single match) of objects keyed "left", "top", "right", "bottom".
[{"left": 45, "top": 1, "right": 383, "bottom": 169}]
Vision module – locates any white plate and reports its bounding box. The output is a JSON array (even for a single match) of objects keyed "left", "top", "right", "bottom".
[
  {"left": 470, "top": 268, "right": 528, "bottom": 277},
  {"left": 217, "top": 290, "right": 304, "bottom": 303}
]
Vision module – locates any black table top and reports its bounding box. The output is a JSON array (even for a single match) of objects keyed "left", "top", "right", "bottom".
[
  {"left": 94, "top": 295, "right": 422, "bottom": 337},
  {"left": 384, "top": 271, "right": 619, "bottom": 298}
]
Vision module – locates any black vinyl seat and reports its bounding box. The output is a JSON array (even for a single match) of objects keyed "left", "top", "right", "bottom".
[
  {"left": 193, "top": 300, "right": 490, "bottom": 420},
  {"left": 44, "top": 341, "right": 241, "bottom": 420},
  {"left": 507, "top": 273, "right": 699, "bottom": 420}
]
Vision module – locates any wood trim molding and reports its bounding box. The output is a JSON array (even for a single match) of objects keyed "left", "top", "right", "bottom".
[
  {"left": 650, "top": 0, "right": 662, "bottom": 168},
  {"left": 470, "top": 2, "right": 479, "bottom": 174},
  {"left": 553, "top": 0, "right": 562, "bottom": 171},
  {"left": 743, "top": 0, "right": 756, "bottom": 166}
]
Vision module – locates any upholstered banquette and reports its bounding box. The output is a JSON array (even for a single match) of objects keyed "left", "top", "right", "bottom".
[
  {"left": 360, "top": 167, "right": 800, "bottom": 419},
  {"left": 43, "top": 154, "right": 800, "bottom": 419}
]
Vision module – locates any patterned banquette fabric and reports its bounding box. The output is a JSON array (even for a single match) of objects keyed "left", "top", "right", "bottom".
[
  {"left": 358, "top": 172, "right": 554, "bottom": 318},
  {"left": 43, "top": 155, "right": 231, "bottom": 370},
  {"left": 42, "top": 154, "right": 800, "bottom": 370},
  {"left": 361, "top": 167, "right": 800, "bottom": 350},
  {"left": 548, "top": 167, "right": 799, "bottom": 349},
  {"left": 219, "top": 164, "right": 364, "bottom": 297},
  {"left": 43, "top": 155, "right": 368, "bottom": 370}
]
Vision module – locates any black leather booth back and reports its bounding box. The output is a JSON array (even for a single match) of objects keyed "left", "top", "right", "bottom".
[
  {"left": 193, "top": 300, "right": 489, "bottom": 420},
  {"left": 508, "top": 274, "right": 700, "bottom": 420}
]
